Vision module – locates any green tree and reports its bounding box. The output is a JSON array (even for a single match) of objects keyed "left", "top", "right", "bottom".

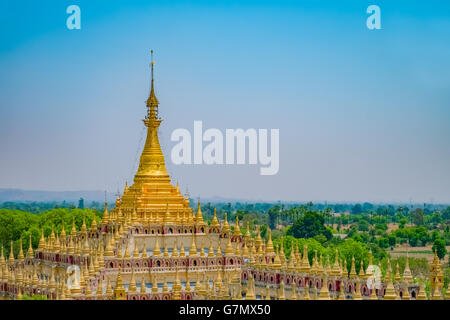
[
  {"left": 352, "top": 204, "right": 362, "bottom": 215},
  {"left": 267, "top": 206, "right": 279, "bottom": 229},
  {"left": 412, "top": 208, "right": 425, "bottom": 226},
  {"left": 287, "top": 211, "right": 332, "bottom": 240},
  {"left": 432, "top": 238, "right": 447, "bottom": 260},
  {"left": 388, "top": 235, "right": 396, "bottom": 248},
  {"left": 358, "top": 220, "right": 369, "bottom": 232}
]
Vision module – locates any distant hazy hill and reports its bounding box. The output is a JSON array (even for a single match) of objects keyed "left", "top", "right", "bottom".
[
  {"left": 0, "top": 189, "right": 264, "bottom": 204},
  {"left": 0, "top": 189, "right": 115, "bottom": 203}
]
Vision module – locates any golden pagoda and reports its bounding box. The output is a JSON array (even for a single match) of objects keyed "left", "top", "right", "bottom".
[{"left": 0, "top": 52, "right": 437, "bottom": 302}]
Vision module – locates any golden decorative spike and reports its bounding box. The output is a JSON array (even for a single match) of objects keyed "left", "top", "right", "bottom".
[
  {"left": 416, "top": 279, "right": 427, "bottom": 300},
  {"left": 343, "top": 259, "right": 348, "bottom": 277},
  {"left": 123, "top": 242, "right": 130, "bottom": 259},
  {"left": 135, "top": 50, "right": 170, "bottom": 181},
  {"left": 245, "top": 276, "right": 256, "bottom": 300},
  {"left": 402, "top": 282, "right": 411, "bottom": 300},
  {"left": 164, "top": 244, "right": 170, "bottom": 258},
  {"left": 395, "top": 262, "right": 402, "bottom": 283},
  {"left": 16, "top": 287, "right": 22, "bottom": 300},
  {"left": 225, "top": 234, "right": 234, "bottom": 256},
  {"left": 234, "top": 217, "right": 241, "bottom": 236},
  {"left": 89, "top": 256, "right": 95, "bottom": 277},
  {"left": 403, "top": 251, "right": 413, "bottom": 284},
  {"left": 185, "top": 273, "right": 191, "bottom": 292},
  {"left": 113, "top": 270, "right": 126, "bottom": 300},
  {"left": 265, "top": 228, "right": 274, "bottom": 254},
  {"left": 140, "top": 276, "right": 147, "bottom": 294},
  {"left": 244, "top": 221, "right": 251, "bottom": 242},
  {"left": 162, "top": 277, "right": 169, "bottom": 293},
  {"left": 383, "top": 260, "right": 397, "bottom": 300},
  {"left": 172, "top": 269, "right": 182, "bottom": 300},
  {"left": 0, "top": 246, "right": 5, "bottom": 265},
  {"left": 71, "top": 218, "right": 76, "bottom": 236},
  {"left": 18, "top": 238, "right": 24, "bottom": 261},
  {"left": 196, "top": 200, "right": 204, "bottom": 224},
  {"left": 38, "top": 229, "right": 45, "bottom": 250},
  {"left": 9, "top": 241, "right": 15, "bottom": 263},
  {"left": 180, "top": 243, "right": 186, "bottom": 257},
  {"left": 140, "top": 242, "right": 147, "bottom": 259},
  {"left": 331, "top": 248, "right": 341, "bottom": 276},
  {"left": 278, "top": 279, "right": 286, "bottom": 300},
  {"left": 153, "top": 234, "right": 161, "bottom": 257},
  {"left": 288, "top": 243, "right": 297, "bottom": 272},
  {"left": 104, "top": 233, "right": 114, "bottom": 257},
  {"left": 163, "top": 203, "right": 171, "bottom": 224},
  {"left": 349, "top": 256, "right": 357, "bottom": 278},
  {"left": 290, "top": 283, "right": 297, "bottom": 300},
  {"left": 81, "top": 216, "right": 87, "bottom": 233},
  {"left": 273, "top": 248, "right": 282, "bottom": 270},
  {"left": 234, "top": 241, "right": 241, "bottom": 256},
  {"left": 129, "top": 269, "right": 137, "bottom": 293},
  {"left": 300, "top": 245, "right": 310, "bottom": 272},
  {"left": 106, "top": 278, "right": 113, "bottom": 296},
  {"left": 215, "top": 241, "right": 222, "bottom": 257},
  {"left": 369, "top": 283, "right": 378, "bottom": 300},
  {"left": 151, "top": 275, "right": 159, "bottom": 293},
  {"left": 358, "top": 260, "right": 365, "bottom": 279},
  {"left": 318, "top": 274, "right": 331, "bottom": 300},
  {"left": 222, "top": 212, "right": 230, "bottom": 233},
  {"left": 353, "top": 278, "right": 362, "bottom": 300},
  {"left": 96, "top": 279, "right": 103, "bottom": 297},
  {"left": 211, "top": 208, "right": 219, "bottom": 227},
  {"left": 208, "top": 240, "right": 215, "bottom": 258},
  {"left": 215, "top": 269, "right": 222, "bottom": 289},
  {"left": 102, "top": 202, "right": 109, "bottom": 224},
  {"left": 189, "top": 235, "right": 198, "bottom": 256},
  {"left": 241, "top": 241, "right": 249, "bottom": 257},
  {"left": 133, "top": 240, "right": 140, "bottom": 258},
  {"left": 194, "top": 276, "right": 201, "bottom": 292},
  {"left": 338, "top": 281, "right": 346, "bottom": 300}
]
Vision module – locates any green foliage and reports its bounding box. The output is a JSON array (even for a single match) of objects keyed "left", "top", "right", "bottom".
[
  {"left": 391, "top": 226, "right": 429, "bottom": 247},
  {"left": 388, "top": 256, "right": 430, "bottom": 279},
  {"left": 432, "top": 238, "right": 447, "bottom": 260},
  {"left": 412, "top": 208, "right": 425, "bottom": 226},
  {"left": 267, "top": 206, "right": 280, "bottom": 229},
  {"left": 442, "top": 207, "right": 450, "bottom": 220},
  {"left": 388, "top": 235, "right": 396, "bottom": 247},
  {"left": 0, "top": 209, "right": 40, "bottom": 256},
  {"left": 351, "top": 204, "right": 362, "bottom": 215},
  {"left": 287, "top": 211, "right": 332, "bottom": 240},
  {"left": 444, "top": 264, "right": 450, "bottom": 290},
  {"left": 0, "top": 208, "right": 101, "bottom": 256},
  {"left": 260, "top": 224, "right": 268, "bottom": 239}
]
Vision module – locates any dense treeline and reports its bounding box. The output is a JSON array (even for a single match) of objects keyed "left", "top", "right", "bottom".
[{"left": 0, "top": 208, "right": 102, "bottom": 257}]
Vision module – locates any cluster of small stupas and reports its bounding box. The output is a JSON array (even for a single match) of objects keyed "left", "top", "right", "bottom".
[{"left": 1, "top": 53, "right": 449, "bottom": 301}]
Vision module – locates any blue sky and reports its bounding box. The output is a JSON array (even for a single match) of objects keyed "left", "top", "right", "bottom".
[{"left": 1, "top": 0, "right": 450, "bottom": 203}]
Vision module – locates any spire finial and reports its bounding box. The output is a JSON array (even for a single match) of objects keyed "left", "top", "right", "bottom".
[
  {"left": 151, "top": 49, "right": 154, "bottom": 80},
  {"left": 146, "top": 50, "right": 159, "bottom": 110}
]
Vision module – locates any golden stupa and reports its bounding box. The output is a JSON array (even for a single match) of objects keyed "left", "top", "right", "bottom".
[{"left": 0, "top": 52, "right": 445, "bottom": 301}]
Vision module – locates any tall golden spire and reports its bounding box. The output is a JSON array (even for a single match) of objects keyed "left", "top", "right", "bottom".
[
  {"left": 146, "top": 50, "right": 159, "bottom": 111},
  {"left": 135, "top": 50, "right": 169, "bottom": 180}
]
